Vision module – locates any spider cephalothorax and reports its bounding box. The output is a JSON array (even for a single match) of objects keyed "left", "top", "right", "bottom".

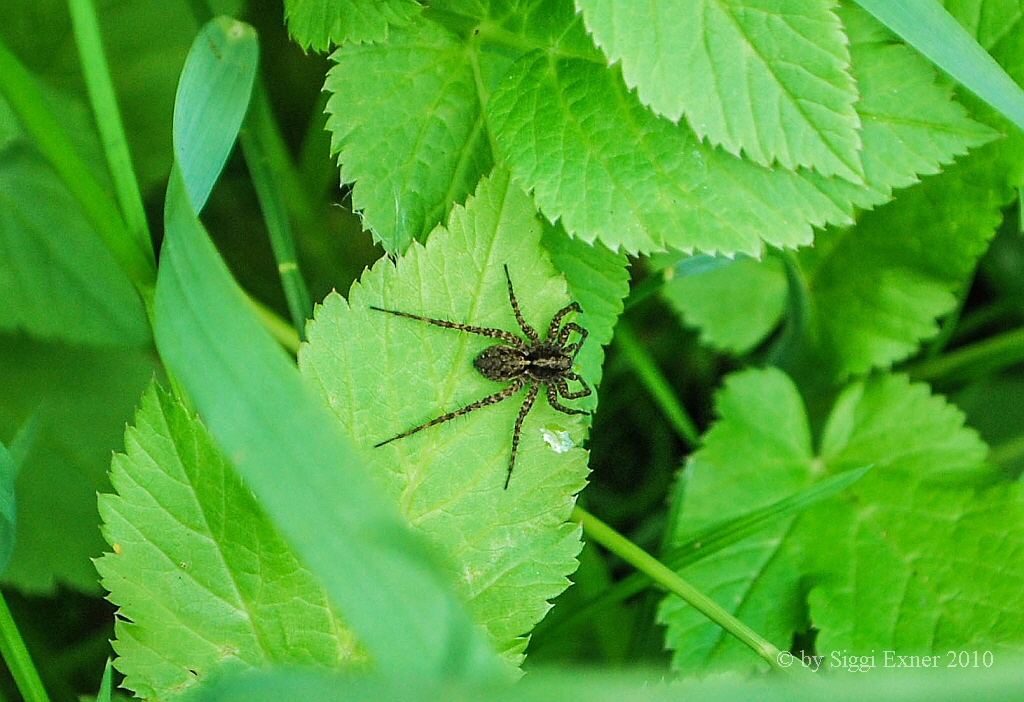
[{"left": 371, "top": 265, "right": 591, "bottom": 489}]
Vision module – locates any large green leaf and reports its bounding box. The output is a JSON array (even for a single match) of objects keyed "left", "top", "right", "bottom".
[
  {"left": 299, "top": 169, "right": 616, "bottom": 665},
  {"left": 96, "top": 384, "right": 358, "bottom": 699},
  {"left": 657, "top": 369, "right": 1018, "bottom": 673},
  {"left": 577, "top": 0, "right": 863, "bottom": 180}
]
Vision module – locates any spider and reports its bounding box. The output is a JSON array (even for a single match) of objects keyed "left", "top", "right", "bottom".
[{"left": 370, "top": 265, "right": 591, "bottom": 489}]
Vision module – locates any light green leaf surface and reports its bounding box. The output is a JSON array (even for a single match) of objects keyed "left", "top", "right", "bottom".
[
  {"left": 657, "top": 369, "right": 1018, "bottom": 673},
  {"left": 300, "top": 169, "right": 608, "bottom": 666},
  {"left": 284, "top": 0, "right": 420, "bottom": 51},
  {"left": 96, "top": 384, "right": 357, "bottom": 699},
  {"left": 324, "top": 21, "right": 493, "bottom": 253},
  {"left": 661, "top": 256, "right": 788, "bottom": 354},
  {"left": 487, "top": 3, "right": 990, "bottom": 255},
  {"left": 577, "top": 0, "right": 863, "bottom": 180},
  {"left": 0, "top": 338, "right": 153, "bottom": 592}
]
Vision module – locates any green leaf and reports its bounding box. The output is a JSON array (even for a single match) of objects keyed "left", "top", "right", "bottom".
[
  {"left": 835, "top": 4, "right": 997, "bottom": 193},
  {"left": 797, "top": 137, "right": 1012, "bottom": 377},
  {"left": 657, "top": 369, "right": 1015, "bottom": 673},
  {"left": 541, "top": 223, "right": 629, "bottom": 391},
  {"left": 0, "top": 337, "right": 153, "bottom": 592},
  {"left": 0, "top": 145, "right": 149, "bottom": 347},
  {"left": 187, "top": 664, "right": 1024, "bottom": 702},
  {"left": 299, "top": 169, "right": 610, "bottom": 666},
  {"left": 577, "top": 0, "right": 863, "bottom": 180},
  {"left": 284, "top": 0, "right": 420, "bottom": 51},
  {"left": 96, "top": 384, "right": 359, "bottom": 700},
  {"left": 320, "top": 1, "right": 992, "bottom": 257},
  {"left": 324, "top": 21, "right": 493, "bottom": 253},
  {"left": 660, "top": 256, "right": 788, "bottom": 354}
]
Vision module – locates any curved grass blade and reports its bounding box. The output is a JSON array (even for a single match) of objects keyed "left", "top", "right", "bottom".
[{"left": 154, "top": 17, "right": 500, "bottom": 683}]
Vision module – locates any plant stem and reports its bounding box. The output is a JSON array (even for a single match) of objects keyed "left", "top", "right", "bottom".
[
  {"left": 68, "top": 0, "right": 151, "bottom": 261},
  {"left": 612, "top": 322, "right": 700, "bottom": 447},
  {"left": 239, "top": 80, "right": 314, "bottom": 338},
  {"left": 0, "top": 591, "right": 51, "bottom": 702},
  {"left": 573, "top": 506, "right": 785, "bottom": 670},
  {"left": 907, "top": 327, "right": 1024, "bottom": 383}
]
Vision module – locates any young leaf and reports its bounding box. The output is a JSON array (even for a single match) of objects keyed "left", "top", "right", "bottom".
[
  {"left": 96, "top": 383, "right": 359, "bottom": 700},
  {"left": 577, "top": 0, "right": 864, "bottom": 181},
  {"left": 657, "top": 368, "right": 1017, "bottom": 674},
  {"left": 299, "top": 169, "right": 612, "bottom": 666}
]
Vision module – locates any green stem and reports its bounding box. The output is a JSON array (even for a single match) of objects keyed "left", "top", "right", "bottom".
[
  {"left": 612, "top": 322, "right": 700, "bottom": 447},
  {"left": 0, "top": 34, "right": 155, "bottom": 298},
  {"left": 239, "top": 80, "right": 314, "bottom": 338},
  {"left": 0, "top": 592, "right": 51, "bottom": 702},
  {"left": 68, "top": 0, "right": 151, "bottom": 258},
  {"left": 907, "top": 327, "right": 1024, "bottom": 383},
  {"left": 573, "top": 506, "right": 784, "bottom": 670}
]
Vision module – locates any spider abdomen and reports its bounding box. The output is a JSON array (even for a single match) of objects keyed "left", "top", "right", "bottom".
[{"left": 473, "top": 345, "right": 529, "bottom": 382}]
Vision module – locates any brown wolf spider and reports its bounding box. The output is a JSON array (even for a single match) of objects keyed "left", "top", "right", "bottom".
[{"left": 371, "top": 264, "right": 591, "bottom": 489}]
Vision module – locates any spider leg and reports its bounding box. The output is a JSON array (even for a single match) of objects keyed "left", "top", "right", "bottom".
[
  {"left": 547, "top": 302, "right": 583, "bottom": 341},
  {"left": 546, "top": 380, "right": 590, "bottom": 415},
  {"left": 370, "top": 306, "right": 523, "bottom": 347},
  {"left": 556, "top": 373, "right": 592, "bottom": 400},
  {"left": 503, "top": 265, "right": 540, "bottom": 343},
  {"left": 375, "top": 378, "right": 525, "bottom": 447},
  {"left": 506, "top": 382, "right": 540, "bottom": 489},
  {"left": 554, "top": 321, "right": 587, "bottom": 352}
]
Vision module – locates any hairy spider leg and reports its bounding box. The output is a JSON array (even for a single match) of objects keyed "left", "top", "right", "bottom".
[
  {"left": 369, "top": 306, "right": 523, "bottom": 347},
  {"left": 506, "top": 382, "right": 540, "bottom": 489},
  {"left": 545, "top": 383, "right": 590, "bottom": 416},
  {"left": 547, "top": 302, "right": 583, "bottom": 341},
  {"left": 374, "top": 377, "right": 526, "bottom": 448},
  {"left": 503, "top": 264, "right": 540, "bottom": 342},
  {"left": 555, "top": 373, "right": 592, "bottom": 400},
  {"left": 555, "top": 324, "right": 588, "bottom": 359}
]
